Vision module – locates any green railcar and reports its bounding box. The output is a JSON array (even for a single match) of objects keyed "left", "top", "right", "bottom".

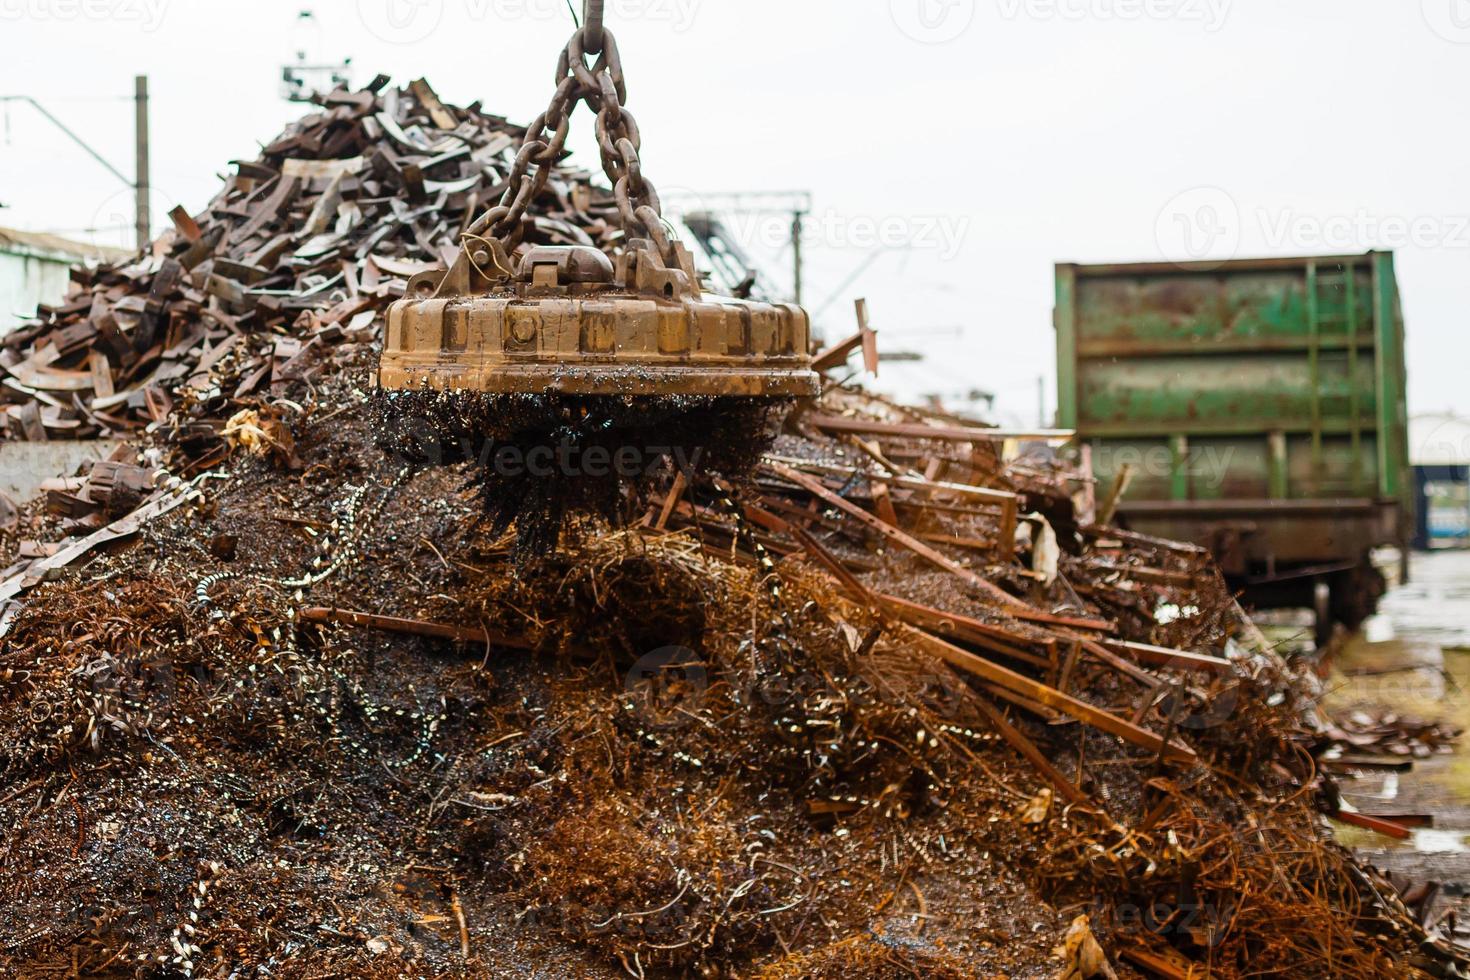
[{"left": 1055, "top": 251, "right": 1412, "bottom": 638}]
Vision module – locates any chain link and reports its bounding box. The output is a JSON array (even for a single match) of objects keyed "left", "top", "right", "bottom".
[{"left": 484, "top": 24, "right": 674, "bottom": 266}]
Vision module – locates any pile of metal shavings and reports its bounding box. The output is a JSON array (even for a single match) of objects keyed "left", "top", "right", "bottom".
[
  {"left": 372, "top": 388, "right": 791, "bottom": 559},
  {"left": 0, "top": 379, "right": 1463, "bottom": 979},
  {"left": 0, "top": 407, "right": 1064, "bottom": 978}
]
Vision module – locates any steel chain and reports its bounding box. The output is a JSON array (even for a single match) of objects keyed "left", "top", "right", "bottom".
[{"left": 486, "top": 24, "right": 674, "bottom": 265}]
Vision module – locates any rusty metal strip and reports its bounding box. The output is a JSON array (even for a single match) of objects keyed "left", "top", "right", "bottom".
[
  {"left": 1100, "top": 638, "right": 1233, "bottom": 675},
  {"left": 299, "top": 607, "right": 535, "bottom": 651},
  {"left": 1008, "top": 608, "right": 1116, "bottom": 633},
  {"left": 903, "top": 626, "right": 1197, "bottom": 765},
  {"left": 654, "top": 470, "right": 687, "bottom": 530},
  {"left": 0, "top": 473, "right": 212, "bottom": 608},
  {"left": 1075, "top": 638, "right": 1162, "bottom": 689},
  {"left": 1330, "top": 810, "right": 1413, "bottom": 841},
  {"left": 972, "top": 696, "right": 1091, "bottom": 807},
  {"left": 763, "top": 461, "right": 1037, "bottom": 613},
  {"left": 805, "top": 413, "right": 1074, "bottom": 444},
  {"left": 876, "top": 593, "right": 1053, "bottom": 670}
]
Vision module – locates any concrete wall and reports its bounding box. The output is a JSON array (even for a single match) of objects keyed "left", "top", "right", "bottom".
[
  {"left": 0, "top": 440, "right": 126, "bottom": 504},
  {"left": 0, "top": 248, "right": 76, "bottom": 334}
]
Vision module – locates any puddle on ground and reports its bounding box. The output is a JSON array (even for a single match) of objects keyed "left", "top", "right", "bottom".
[
  {"left": 1377, "top": 549, "right": 1470, "bottom": 650},
  {"left": 1325, "top": 549, "right": 1470, "bottom": 870},
  {"left": 1412, "top": 829, "right": 1470, "bottom": 854}
]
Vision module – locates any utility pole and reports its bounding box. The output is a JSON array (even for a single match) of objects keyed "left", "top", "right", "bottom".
[
  {"left": 1038, "top": 375, "right": 1047, "bottom": 428},
  {"left": 134, "top": 75, "right": 151, "bottom": 251},
  {"left": 663, "top": 190, "right": 812, "bottom": 305},
  {"left": 791, "top": 209, "right": 804, "bottom": 306},
  {"left": 0, "top": 81, "right": 150, "bottom": 250}
]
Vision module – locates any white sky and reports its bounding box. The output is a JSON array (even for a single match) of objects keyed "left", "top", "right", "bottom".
[{"left": 1, "top": 0, "right": 1467, "bottom": 426}]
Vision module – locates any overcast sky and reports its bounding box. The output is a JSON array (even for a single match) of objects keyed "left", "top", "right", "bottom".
[{"left": 1, "top": 0, "right": 1466, "bottom": 425}]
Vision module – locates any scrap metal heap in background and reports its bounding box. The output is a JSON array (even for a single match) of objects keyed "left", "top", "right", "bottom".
[
  {"left": 0, "top": 75, "right": 613, "bottom": 444},
  {"left": 0, "top": 74, "right": 1466, "bottom": 980}
]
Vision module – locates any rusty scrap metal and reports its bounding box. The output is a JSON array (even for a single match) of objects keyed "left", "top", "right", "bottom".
[{"left": 0, "top": 77, "right": 622, "bottom": 443}]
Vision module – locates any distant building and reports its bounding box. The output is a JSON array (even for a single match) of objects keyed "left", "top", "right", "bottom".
[
  {"left": 0, "top": 226, "right": 131, "bottom": 333},
  {"left": 1410, "top": 413, "right": 1470, "bottom": 548}
]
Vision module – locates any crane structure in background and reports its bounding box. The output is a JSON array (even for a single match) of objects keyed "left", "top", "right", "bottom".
[
  {"left": 662, "top": 190, "right": 811, "bottom": 304},
  {"left": 281, "top": 10, "right": 352, "bottom": 104},
  {"left": 658, "top": 190, "right": 1014, "bottom": 420}
]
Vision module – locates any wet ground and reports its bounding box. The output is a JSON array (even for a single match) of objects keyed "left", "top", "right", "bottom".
[{"left": 1325, "top": 549, "right": 1470, "bottom": 885}]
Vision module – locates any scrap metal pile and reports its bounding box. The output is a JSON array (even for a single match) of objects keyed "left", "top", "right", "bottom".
[
  {"left": 0, "top": 75, "right": 613, "bottom": 445},
  {"left": 1324, "top": 709, "right": 1463, "bottom": 763},
  {"left": 0, "top": 81, "right": 1466, "bottom": 979}
]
